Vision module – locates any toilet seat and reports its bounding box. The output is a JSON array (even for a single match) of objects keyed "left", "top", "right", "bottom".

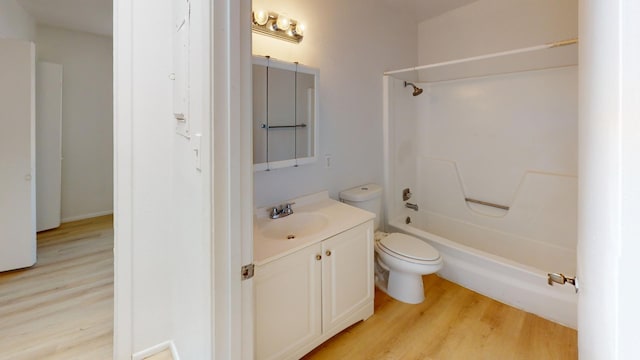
[{"left": 377, "top": 233, "right": 441, "bottom": 264}]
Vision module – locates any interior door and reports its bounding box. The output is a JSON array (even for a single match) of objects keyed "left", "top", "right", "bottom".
[
  {"left": 0, "top": 38, "right": 37, "bottom": 272},
  {"left": 36, "top": 62, "right": 63, "bottom": 232}
]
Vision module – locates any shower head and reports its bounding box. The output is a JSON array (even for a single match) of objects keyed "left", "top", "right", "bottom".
[{"left": 404, "top": 81, "right": 423, "bottom": 96}]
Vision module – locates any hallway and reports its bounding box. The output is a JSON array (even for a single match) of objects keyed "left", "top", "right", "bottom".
[{"left": 0, "top": 216, "right": 113, "bottom": 359}]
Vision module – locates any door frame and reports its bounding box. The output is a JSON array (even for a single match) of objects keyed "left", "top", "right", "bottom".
[
  {"left": 211, "top": 0, "right": 254, "bottom": 358},
  {"left": 112, "top": 0, "right": 134, "bottom": 357},
  {"left": 577, "top": 0, "right": 640, "bottom": 357}
]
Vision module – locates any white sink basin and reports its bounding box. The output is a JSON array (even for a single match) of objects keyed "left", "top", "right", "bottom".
[
  {"left": 253, "top": 191, "right": 376, "bottom": 265},
  {"left": 260, "top": 212, "right": 329, "bottom": 240}
]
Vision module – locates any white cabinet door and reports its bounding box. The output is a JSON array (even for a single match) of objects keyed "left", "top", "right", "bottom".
[
  {"left": 322, "top": 221, "right": 374, "bottom": 333},
  {"left": 255, "top": 244, "right": 322, "bottom": 360}
]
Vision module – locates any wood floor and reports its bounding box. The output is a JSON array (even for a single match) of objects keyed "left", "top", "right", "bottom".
[
  {"left": 0, "top": 215, "right": 113, "bottom": 360},
  {"left": 0, "top": 216, "right": 577, "bottom": 359},
  {"left": 304, "top": 275, "right": 577, "bottom": 360}
]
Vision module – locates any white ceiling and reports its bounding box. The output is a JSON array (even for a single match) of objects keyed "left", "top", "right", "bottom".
[
  {"left": 381, "top": 0, "right": 480, "bottom": 22},
  {"left": 17, "top": 0, "right": 477, "bottom": 38},
  {"left": 19, "top": 0, "right": 112, "bottom": 36}
]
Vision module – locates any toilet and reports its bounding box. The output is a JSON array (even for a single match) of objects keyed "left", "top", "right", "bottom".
[{"left": 339, "top": 184, "right": 443, "bottom": 304}]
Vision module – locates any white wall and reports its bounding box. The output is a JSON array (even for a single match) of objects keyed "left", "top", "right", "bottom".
[
  {"left": 113, "top": 0, "right": 212, "bottom": 358},
  {"left": 0, "top": 0, "right": 36, "bottom": 41},
  {"left": 252, "top": 0, "right": 417, "bottom": 207},
  {"left": 36, "top": 26, "right": 113, "bottom": 221},
  {"left": 418, "top": 0, "right": 578, "bottom": 65}
]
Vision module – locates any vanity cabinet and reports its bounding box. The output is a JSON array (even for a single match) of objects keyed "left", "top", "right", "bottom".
[
  {"left": 255, "top": 242, "right": 322, "bottom": 359},
  {"left": 255, "top": 220, "right": 374, "bottom": 360}
]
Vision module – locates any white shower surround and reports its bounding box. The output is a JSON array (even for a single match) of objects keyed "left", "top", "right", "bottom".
[{"left": 383, "top": 66, "right": 578, "bottom": 328}]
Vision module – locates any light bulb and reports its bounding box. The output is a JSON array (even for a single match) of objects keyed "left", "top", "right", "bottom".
[
  {"left": 276, "top": 15, "right": 290, "bottom": 31},
  {"left": 294, "top": 23, "right": 305, "bottom": 36},
  {"left": 253, "top": 10, "right": 268, "bottom": 26}
]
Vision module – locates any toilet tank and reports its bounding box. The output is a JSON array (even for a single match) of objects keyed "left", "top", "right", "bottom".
[{"left": 339, "top": 184, "right": 383, "bottom": 231}]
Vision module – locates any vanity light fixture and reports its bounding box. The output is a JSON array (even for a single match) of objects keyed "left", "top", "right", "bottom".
[
  {"left": 252, "top": 10, "right": 304, "bottom": 43},
  {"left": 276, "top": 14, "right": 290, "bottom": 31}
]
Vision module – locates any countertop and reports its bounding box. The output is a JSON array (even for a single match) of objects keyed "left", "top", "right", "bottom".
[{"left": 253, "top": 191, "right": 375, "bottom": 266}]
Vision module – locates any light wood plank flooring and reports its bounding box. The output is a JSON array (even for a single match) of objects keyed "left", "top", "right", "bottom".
[
  {"left": 0, "top": 215, "right": 113, "bottom": 360},
  {"left": 0, "top": 216, "right": 577, "bottom": 359},
  {"left": 304, "top": 275, "right": 577, "bottom": 360}
]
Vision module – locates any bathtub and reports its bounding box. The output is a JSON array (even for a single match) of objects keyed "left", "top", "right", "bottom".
[{"left": 387, "top": 214, "right": 577, "bottom": 329}]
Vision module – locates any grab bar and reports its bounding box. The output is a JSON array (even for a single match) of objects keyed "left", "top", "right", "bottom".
[
  {"left": 261, "top": 123, "right": 307, "bottom": 129},
  {"left": 465, "top": 198, "right": 510, "bottom": 211}
]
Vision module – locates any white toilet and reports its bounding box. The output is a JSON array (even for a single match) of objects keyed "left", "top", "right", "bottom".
[{"left": 339, "top": 184, "right": 443, "bottom": 304}]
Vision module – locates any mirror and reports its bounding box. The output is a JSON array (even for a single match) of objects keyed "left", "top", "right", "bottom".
[{"left": 253, "top": 56, "right": 319, "bottom": 171}]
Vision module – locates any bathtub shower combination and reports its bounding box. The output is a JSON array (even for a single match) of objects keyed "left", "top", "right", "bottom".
[{"left": 383, "top": 40, "right": 579, "bottom": 328}]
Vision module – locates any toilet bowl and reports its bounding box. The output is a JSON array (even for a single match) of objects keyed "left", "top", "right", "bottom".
[
  {"left": 374, "top": 232, "right": 443, "bottom": 304},
  {"left": 339, "top": 184, "right": 444, "bottom": 304}
]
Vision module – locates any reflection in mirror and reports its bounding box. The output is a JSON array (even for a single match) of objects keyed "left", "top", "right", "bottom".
[
  {"left": 253, "top": 63, "right": 267, "bottom": 164},
  {"left": 295, "top": 71, "right": 315, "bottom": 159},
  {"left": 267, "top": 67, "right": 295, "bottom": 162},
  {"left": 252, "top": 56, "right": 319, "bottom": 171}
]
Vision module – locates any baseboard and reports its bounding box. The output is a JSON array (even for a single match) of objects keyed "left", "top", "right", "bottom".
[
  {"left": 61, "top": 210, "right": 113, "bottom": 223},
  {"left": 132, "top": 340, "right": 180, "bottom": 360}
]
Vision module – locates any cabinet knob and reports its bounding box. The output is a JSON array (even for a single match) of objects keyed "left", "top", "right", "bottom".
[
  {"left": 325, "top": 250, "right": 332, "bottom": 257},
  {"left": 316, "top": 254, "right": 322, "bottom": 261}
]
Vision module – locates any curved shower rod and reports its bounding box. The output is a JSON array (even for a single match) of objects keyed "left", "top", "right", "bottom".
[{"left": 384, "top": 38, "right": 578, "bottom": 76}]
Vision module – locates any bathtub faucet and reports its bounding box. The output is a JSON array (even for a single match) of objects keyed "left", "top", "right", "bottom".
[{"left": 405, "top": 202, "right": 419, "bottom": 211}]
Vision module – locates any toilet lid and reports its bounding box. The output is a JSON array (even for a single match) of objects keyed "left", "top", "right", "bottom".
[{"left": 379, "top": 233, "right": 440, "bottom": 261}]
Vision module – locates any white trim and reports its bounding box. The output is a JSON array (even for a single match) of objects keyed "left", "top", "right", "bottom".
[
  {"left": 239, "top": 0, "right": 254, "bottom": 358},
  {"left": 61, "top": 210, "right": 114, "bottom": 223},
  {"left": 211, "top": 1, "right": 253, "bottom": 358},
  {"left": 212, "top": 0, "right": 231, "bottom": 354},
  {"left": 618, "top": 2, "right": 640, "bottom": 357},
  {"left": 212, "top": 0, "right": 247, "bottom": 358},
  {"left": 131, "top": 340, "right": 180, "bottom": 360},
  {"left": 113, "top": 0, "right": 134, "bottom": 358}
]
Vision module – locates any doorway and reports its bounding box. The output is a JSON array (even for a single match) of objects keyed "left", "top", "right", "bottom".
[{"left": 0, "top": 0, "right": 115, "bottom": 357}]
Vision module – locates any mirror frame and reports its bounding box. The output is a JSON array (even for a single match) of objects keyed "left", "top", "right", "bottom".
[{"left": 252, "top": 56, "right": 320, "bottom": 171}]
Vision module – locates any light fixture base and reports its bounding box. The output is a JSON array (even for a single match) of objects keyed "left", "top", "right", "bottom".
[{"left": 251, "top": 11, "right": 304, "bottom": 44}]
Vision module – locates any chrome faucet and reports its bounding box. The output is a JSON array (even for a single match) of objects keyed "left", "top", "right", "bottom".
[
  {"left": 269, "top": 202, "right": 295, "bottom": 219},
  {"left": 405, "top": 202, "right": 419, "bottom": 211}
]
